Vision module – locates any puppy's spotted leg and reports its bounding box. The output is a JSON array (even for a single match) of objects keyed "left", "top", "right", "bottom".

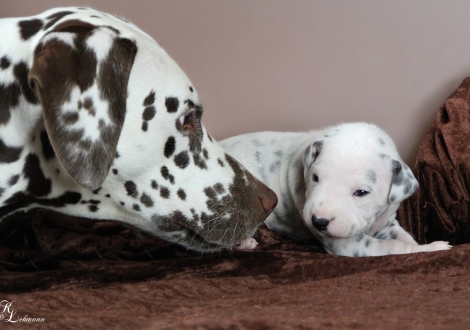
[
  {"left": 372, "top": 219, "right": 418, "bottom": 246},
  {"left": 322, "top": 234, "right": 451, "bottom": 257}
]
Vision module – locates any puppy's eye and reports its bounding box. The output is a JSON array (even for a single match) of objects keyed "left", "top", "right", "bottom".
[
  {"left": 354, "top": 190, "right": 369, "bottom": 197},
  {"left": 178, "top": 113, "right": 192, "bottom": 129},
  {"left": 313, "top": 174, "right": 319, "bottom": 182}
]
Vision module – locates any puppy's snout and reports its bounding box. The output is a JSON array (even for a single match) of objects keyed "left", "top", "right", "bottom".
[
  {"left": 259, "top": 189, "right": 278, "bottom": 213},
  {"left": 311, "top": 214, "right": 330, "bottom": 231}
]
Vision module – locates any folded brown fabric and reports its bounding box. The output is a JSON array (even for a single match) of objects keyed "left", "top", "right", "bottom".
[
  {"left": 1, "top": 77, "right": 470, "bottom": 296},
  {"left": 399, "top": 77, "right": 470, "bottom": 245}
]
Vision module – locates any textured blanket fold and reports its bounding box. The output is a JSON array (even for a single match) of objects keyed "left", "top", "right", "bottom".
[{"left": 399, "top": 76, "right": 470, "bottom": 245}]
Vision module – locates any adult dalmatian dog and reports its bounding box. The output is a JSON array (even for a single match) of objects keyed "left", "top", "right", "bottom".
[
  {"left": 221, "top": 122, "right": 452, "bottom": 256},
  {"left": 0, "top": 7, "right": 278, "bottom": 252}
]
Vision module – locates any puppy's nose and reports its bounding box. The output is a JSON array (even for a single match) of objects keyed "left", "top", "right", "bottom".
[{"left": 311, "top": 214, "right": 330, "bottom": 231}]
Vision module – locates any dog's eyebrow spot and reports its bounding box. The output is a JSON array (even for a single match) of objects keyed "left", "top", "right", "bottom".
[
  {"left": 165, "top": 97, "right": 179, "bottom": 113},
  {"left": 365, "top": 170, "right": 376, "bottom": 183},
  {"left": 378, "top": 138, "right": 385, "bottom": 145}
]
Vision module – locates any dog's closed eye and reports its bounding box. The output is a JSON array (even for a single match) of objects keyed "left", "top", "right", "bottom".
[
  {"left": 353, "top": 190, "right": 369, "bottom": 197},
  {"left": 179, "top": 113, "right": 191, "bottom": 128}
]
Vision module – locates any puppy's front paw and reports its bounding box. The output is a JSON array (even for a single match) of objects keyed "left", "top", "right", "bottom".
[
  {"left": 234, "top": 238, "right": 259, "bottom": 250},
  {"left": 412, "top": 241, "right": 452, "bottom": 253}
]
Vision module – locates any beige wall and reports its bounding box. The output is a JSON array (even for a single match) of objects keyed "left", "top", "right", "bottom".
[{"left": 4, "top": 0, "right": 470, "bottom": 163}]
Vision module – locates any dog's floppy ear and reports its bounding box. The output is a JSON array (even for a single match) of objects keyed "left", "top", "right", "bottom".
[
  {"left": 389, "top": 159, "right": 418, "bottom": 203},
  {"left": 302, "top": 140, "right": 323, "bottom": 180},
  {"left": 28, "top": 20, "right": 137, "bottom": 190}
]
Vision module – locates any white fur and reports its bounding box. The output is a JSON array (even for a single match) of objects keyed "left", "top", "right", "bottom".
[{"left": 221, "top": 122, "right": 452, "bottom": 257}]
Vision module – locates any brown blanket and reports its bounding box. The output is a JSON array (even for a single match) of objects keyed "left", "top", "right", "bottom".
[{"left": 2, "top": 78, "right": 470, "bottom": 329}]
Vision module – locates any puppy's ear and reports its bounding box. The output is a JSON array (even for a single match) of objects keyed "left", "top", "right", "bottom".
[
  {"left": 28, "top": 20, "right": 137, "bottom": 190},
  {"left": 302, "top": 140, "right": 323, "bottom": 180},
  {"left": 389, "top": 159, "right": 418, "bottom": 203}
]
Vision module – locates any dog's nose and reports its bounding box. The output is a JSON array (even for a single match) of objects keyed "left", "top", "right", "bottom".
[
  {"left": 311, "top": 214, "right": 330, "bottom": 231},
  {"left": 259, "top": 190, "right": 278, "bottom": 213}
]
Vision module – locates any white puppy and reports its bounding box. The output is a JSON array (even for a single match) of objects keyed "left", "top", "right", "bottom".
[{"left": 221, "top": 122, "right": 451, "bottom": 256}]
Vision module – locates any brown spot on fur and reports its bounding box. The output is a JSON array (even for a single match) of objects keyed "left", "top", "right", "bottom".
[
  {"left": 140, "top": 193, "right": 154, "bottom": 207},
  {"left": 44, "top": 11, "right": 74, "bottom": 30},
  {"left": 0, "top": 140, "right": 22, "bottom": 163},
  {"left": 23, "top": 154, "right": 51, "bottom": 197},
  {"left": 165, "top": 97, "right": 179, "bottom": 113},
  {"left": 143, "top": 90, "right": 155, "bottom": 106},
  {"left": 18, "top": 19, "right": 44, "bottom": 40},
  {"left": 0, "top": 57, "right": 11, "bottom": 70},
  {"left": 177, "top": 189, "right": 186, "bottom": 200}
]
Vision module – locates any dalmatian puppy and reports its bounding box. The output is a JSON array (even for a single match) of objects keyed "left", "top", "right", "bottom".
[
  {"left": 0, "top": 7, "right": 278, "bottom": 252},
  {"left": 221, "top": 122, "right": 452, "bottom": 256}
]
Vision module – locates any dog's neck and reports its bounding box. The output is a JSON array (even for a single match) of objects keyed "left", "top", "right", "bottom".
[{"left": 267, "top": 136, "right": 316, "bottom": 239}]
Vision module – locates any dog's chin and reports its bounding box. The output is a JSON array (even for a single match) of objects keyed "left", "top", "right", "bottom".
[
  {"left": 168, "top": 226, "right": 260, "bottom": 253},
  {"left": 315, "top": 230, "right": 348, "bottom": 239},
  {"left": 314, "top": 226, "right": 366, "bottom": 239}
]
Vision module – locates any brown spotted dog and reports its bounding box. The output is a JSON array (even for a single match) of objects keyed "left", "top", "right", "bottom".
[{"left": 0, "top": 7, "right": 277, "bottom": 251}]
